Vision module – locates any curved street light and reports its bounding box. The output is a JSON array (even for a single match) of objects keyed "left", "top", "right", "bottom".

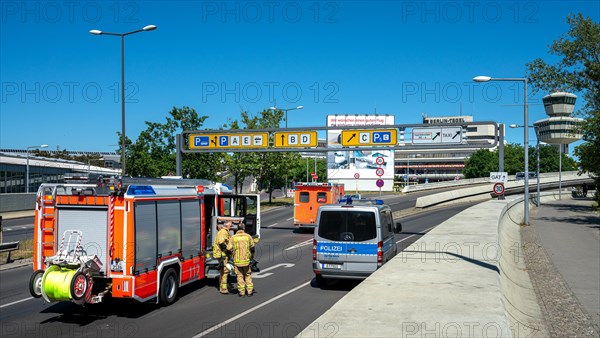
[
  {"left": 269, "top": 105, "right": 304, "bottom": 128},
  {"left": 89, "top": 25, "right": 157, "bottom": 176},
  {"left": 26, "top": 144, "right": 48, "bottom": 193},
  {"left": 473, "top": 75, "right": 529, "bottom": 225}
]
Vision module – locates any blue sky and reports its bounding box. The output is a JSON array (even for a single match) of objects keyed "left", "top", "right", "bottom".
[{"left": 1, "top": 1, "right": 598, "bottom": 154}]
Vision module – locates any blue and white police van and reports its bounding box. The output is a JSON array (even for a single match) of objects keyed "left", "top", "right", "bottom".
[{"left": 312, "top": 199, "right": 402, "bottom": 285}]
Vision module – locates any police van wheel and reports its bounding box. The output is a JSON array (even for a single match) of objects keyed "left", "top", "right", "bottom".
[
  {"left": 159, "top": 268, "right": 178, "bottom": 306},
  {"left": 315, "top": 274, "right": 327, "bottom": 286}
]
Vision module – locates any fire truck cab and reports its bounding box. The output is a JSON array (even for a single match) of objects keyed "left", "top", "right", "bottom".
[
  {"left": 293, "top": 182, "right": 345, "bottom": 231},
  {"left": 29, "top": 177, "right": 259, "bottom": 306}
]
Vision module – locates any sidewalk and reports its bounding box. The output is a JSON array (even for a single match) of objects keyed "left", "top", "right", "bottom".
[
  {"left": 299, "top": 194, "right": 600, "bottom": 337},
  {"left": 524, "top": 196, "right": 600, "bottom": 336}
]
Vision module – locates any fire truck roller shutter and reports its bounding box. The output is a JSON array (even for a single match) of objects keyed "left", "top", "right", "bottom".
[{"left": 56, "top": 207, "right": 109, "bottom": 273}]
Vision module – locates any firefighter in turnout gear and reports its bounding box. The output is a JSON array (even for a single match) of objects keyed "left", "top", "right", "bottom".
[
  {"left": 227, "top": 223, "right": 255, "bottom": 297},
  {"left": 213, "top": 221, "right": 232, "bottom": 294}
]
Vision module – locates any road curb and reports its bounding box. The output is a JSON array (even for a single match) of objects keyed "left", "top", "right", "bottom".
[{"left": 0, "top": 258, "right": 32, "bottom": 271}]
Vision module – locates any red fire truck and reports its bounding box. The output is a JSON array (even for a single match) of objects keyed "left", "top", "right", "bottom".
[
  {"left": 293, "top": 182, "right": 345, "bottom": 231},
  {"left": 28, "top": 178, "right": 259, "bottom": 306}
]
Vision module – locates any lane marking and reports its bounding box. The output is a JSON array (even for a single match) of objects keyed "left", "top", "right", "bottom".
[
  {"left": 396, "top": 225, "right": 436, "bottom": 244},
  {"left": 285, "top": 239, "right": 312, "bottom": 251},
  {"left": 267, "top": 223, "right": 278, "bottom": 228},
  {"left": 286, "top": 217, "right": 293, "bottom": 221},
  {"left": 0, "top": 297, "right": 34, "bottom": 309},
  {"left": 193, "top": 281, "right": 311, "bottom": 337},
  {"left": 253, "top": 263, "right": 295, "bottom": 279}
]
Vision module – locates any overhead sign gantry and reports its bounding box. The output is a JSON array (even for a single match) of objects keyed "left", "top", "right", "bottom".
[{"left": 181, "top": 122, "right": 498, "bottom": 153}]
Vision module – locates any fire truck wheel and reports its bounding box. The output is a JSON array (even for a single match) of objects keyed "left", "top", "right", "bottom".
[
  {"left": 159, "top": 268, "right": 178, "bottom": 306},
  {"left": 70, "top": 272, "right": 88, "bottom": 301},
  {"left": 29, "top": 270, "right": 45, "bottom": 298}
]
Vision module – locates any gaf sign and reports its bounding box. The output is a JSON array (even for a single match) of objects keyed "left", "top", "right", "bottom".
[{"left": 489, "top": 172, "right": 508, "bottom": 183}]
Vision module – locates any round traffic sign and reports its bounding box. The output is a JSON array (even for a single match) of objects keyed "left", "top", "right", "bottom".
[
  {"left": 376, "top": 179, "right": 384, "bottom": 188},
  {"left": 375, "top": 156, "right": 385, "bottom": 165},
  {"left": 493, "top": 182, "right": 505, "bottom": 195},
  {"left": 375, "top": 168, "right": 384, "bottom": 177},
  {"left": 354, "top": 173, "right": 360, "bottom": 179}
]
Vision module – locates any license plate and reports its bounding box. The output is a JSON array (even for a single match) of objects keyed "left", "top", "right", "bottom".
[{"left": 322, "top": 263, "right": 342, "bottom": 270}]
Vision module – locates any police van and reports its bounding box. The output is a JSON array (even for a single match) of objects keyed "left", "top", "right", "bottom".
[{"left": 312, "top": 199, "right": 402, "bottom": 284}]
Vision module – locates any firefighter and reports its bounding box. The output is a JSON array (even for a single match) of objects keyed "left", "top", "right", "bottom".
[
  {"left": 227, "top": 223, "right": 255, "bottom": 297},
  {"left": 213, "top": 221, "right": 232, "bottom": 294}
]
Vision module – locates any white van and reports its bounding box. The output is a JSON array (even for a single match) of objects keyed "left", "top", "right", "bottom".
[{"left": 312, "top": 200, "right": 401, "bottom": 284}]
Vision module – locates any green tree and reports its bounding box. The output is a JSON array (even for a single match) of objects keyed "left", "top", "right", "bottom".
[
  {"left": 225, "top": 109, "right": 289, "bottom": 202},
  {"left": 127, "top": 106, "right": 225, "bottom": 180},
  {"left": 526, "top": 13, "right": 600, "bottom": 199},
  {"left": 463, "top": 143, "right": 576, "bottom": 179},
  {"left": 463, "top": 149, "right": 497, "bottom": 178},
  {"left": 287, "top": 157, "right": 327, "bottom": 184}
]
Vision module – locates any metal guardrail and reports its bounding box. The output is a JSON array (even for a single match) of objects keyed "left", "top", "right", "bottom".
[
  {"left": 402, "top": 171, "right": 584, "bottom": 193},
  {"left": 0, "top": 241, "right": 20, "bottom": 263}
]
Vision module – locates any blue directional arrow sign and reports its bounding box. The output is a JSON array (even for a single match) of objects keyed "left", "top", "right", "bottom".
[{"left": 372, "top": 132, "right": 391, "bottom": 144}]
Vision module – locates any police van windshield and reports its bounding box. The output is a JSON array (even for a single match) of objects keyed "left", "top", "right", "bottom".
[{"left": 318, "top": 210, "right": 376, "bottom": 242}]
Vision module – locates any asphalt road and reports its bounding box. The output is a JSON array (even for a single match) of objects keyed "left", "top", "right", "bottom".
[{"left": 0, "top": 193, "right": 477, "bottom": 337}]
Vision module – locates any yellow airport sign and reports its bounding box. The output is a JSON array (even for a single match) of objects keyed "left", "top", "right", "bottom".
[
  {"left": 188, "top": 132, "right": 269, "bottom": 149},
  {"left": 340, "top": 129, "right": 397, "bottom": 146},
  {"left": 274, "top": 131, "right": 318, "bottom": 147}
]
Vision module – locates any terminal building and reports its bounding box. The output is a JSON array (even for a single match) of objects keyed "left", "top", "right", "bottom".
[
  {"left": 0, "top": 149, "right": 120, "bottom": 194},
  {"left": 394, "top": 114, "right": 500, "bottom": 183}
]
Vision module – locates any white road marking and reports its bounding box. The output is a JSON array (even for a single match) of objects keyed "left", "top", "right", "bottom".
[
  {"left": 252, "top": 263, "right": 295, "bottom": 279},
  {"left": 4, "top": 228, "right": 13, "bottom": 231},
  {"left": 193, "top": 281, "right": 311, "bottom": 337},
  {"left": 396, "top": 225, "right": 436, "bottom": 244},
  {"left": 286, "top": 217, "right": 293, "bottom": 221},
  {"left": 267, "top": 223, "right": 278, "bottom": 228},
  {"left": 0, "top": 297, "right": 34, "bottom": 309},
  {"left": 285, "top": 239, "right": 312, "bottom": 251}
]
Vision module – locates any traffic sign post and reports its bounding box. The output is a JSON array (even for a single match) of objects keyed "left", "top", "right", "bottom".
[
  {"left": 340, "top": 129, "right": 398, "bottom": 146},
  {"left": 354, "top": 173, "right": 360, "bottom": 194},
  {"left": 411, "top": 126, "right": 462, "bottom": 145},
  {"left": 489, "top": 172, "right": 508, "bottom": 183},
  {"left": 493, "top": 182, "right": 505, "bottom": 200},
  {"left": 189, "top": 132, "right": 269, "bottom": 150},
  {"left": 274, "top": 131, "right": 318, "bottom": 147},
  {"left": 376, "top": 178, "right": 384, "bottom": 196}
]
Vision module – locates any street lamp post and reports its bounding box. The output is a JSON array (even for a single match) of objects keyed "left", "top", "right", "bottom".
[
  {"left": 269, "top": 105, "right": 304, "bottom": 128},
  {"left": 474, "top": 76, "right": 529, "bottom": 225},
  {"left": 26, "top": 144, "right": 48, "bottom": 193},
  {"left": 269, "top": 105, "right": 304, "bottom": 190},
  {"left": 90, "top": 25, "right": 157, "bottom": 176},
  {"left": 510, "top": 124, "right": 541, "bottom": 207}
]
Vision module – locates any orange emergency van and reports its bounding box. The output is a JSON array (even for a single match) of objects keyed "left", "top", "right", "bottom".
[
  {"left": 29, "top": 177, "right": 259, "bottom": 306},
  {"left": 293, "top": 182, "right": 344, "bottom": 230}
]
